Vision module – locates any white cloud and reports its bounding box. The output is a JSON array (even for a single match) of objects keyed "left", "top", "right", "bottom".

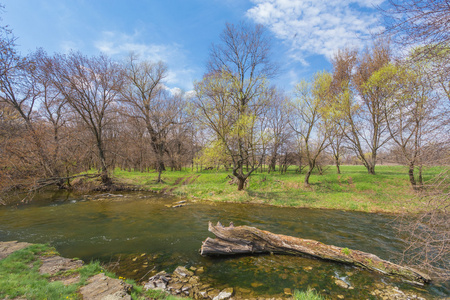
[
  {"left": 94, "top": 31, "right": 179, "bottom": 63},
  {"left": 93, "top": 31, "right": 197, "bottom": 91},
  {"left": 246, "top": 0, "right": 385, "bottom": 65},
  {"left": 164, "top": 86, "right": 182, "bottom": 96},
  {"left": 185, "top": 90, "right": 197, "bottom": 99}
]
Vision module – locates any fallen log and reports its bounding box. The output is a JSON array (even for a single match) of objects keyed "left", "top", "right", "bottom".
[{"left": 200, "top": 222, "right": 431, "bottom": 284}]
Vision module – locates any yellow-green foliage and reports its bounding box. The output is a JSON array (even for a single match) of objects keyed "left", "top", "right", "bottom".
[{"left": 194, "top": 140, "right": 229, "bottom": 168}]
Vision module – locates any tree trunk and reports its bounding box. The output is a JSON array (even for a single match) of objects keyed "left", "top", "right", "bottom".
[
  {"left": 418, "top": 165, "right": 423, "bottom": 187},
  {"left": 155, "top": 156, "right": 165, "bottom": 183},
  {"left": 268, "top": 154, "right": 277, "bottom": 173},
  {"left": 408, "top": 164, "right": 417, "bottom": 188},
  {"left": 366, "top": 163, "right": 376, "bottom": 175},
  {"left": 201, "top": 222, "right": 431, "bottom": 284},
  {"left": 97, "top": 141, "right": 111, "bottom": 185},
  {"left": 335, "top": 156, "right": 341, "bottom": 174},
  {"left": 237, "top": 177, "right": 246, "bottom": 191},
  {"left": 304, "top": 170, "right": 312, "bottom": 185},
  {"left": 157, "top": 168, "right": 162, "bottom": 183}
]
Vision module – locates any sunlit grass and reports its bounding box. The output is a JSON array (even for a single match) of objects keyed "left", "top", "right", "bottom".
[
  {"left": 0, "top": 244, "right": 187, "bottom": 300},
  {"left": 110, "top": 165, "right": 445, "bottom": 213},
  {"left": 0, "top": 244, "right": 80, "bottom": 299}
]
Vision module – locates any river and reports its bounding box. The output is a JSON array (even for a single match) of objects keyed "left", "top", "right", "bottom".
[{"left": 0, "top": 191, "right": 448, "bottom": 298}]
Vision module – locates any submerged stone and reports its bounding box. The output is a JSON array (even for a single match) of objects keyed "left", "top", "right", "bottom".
[
  {"left": 283, "top": 288, "right": 292, "bottom": 296},
  {"left": 251, "top": 282, "right": 263, "bottom": 288},
  {"left": 198, "top": 290, "right": 209, "bottom": 298},
  {"left": 174, "top": 266, "right": 194, "bottom": 277},
  {"left": 334, "top": 279, "right": 350, "bottom": 289},
  {"left": 212, "top": 287, "right": 234, "bottom": 300},
  {"left": 168, "top": 282, "right": 184, "bottom": 290},
  {"left": 189, "top": 275, "right": 200, "bottom": 284}
]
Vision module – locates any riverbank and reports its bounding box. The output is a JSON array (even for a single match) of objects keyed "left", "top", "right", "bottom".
[
  {"left": 0, "top": 241, "right": 171, "bottom": 299},
  {"left": 0, "top": 241, "right": 328, "bottom": 300},
  {"left": 0, "top": 241, "right": 433, "bottom": 300},
  {"left": 106, "top": 165, "right": 442, "bottom": 214}
]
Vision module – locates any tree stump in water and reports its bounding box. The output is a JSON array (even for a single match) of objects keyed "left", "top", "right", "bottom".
[{"left": 200, "top": 222, "right": 431, "bottom": 284}]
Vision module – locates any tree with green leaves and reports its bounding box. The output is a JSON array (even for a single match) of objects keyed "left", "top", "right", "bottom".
[
  {"left": 370, "top": 59, "right": 438, "bottom": 190},
  {"left": 333, "top": 41, "right": 392, "bottom": 175},
  {"left": 193, "top": 22, "right": 276, "bottom": 190},
  {"left": 289, "top": 71, "right": 333, "bottom": 186},
  {"left": 381, "top": 1, "right": 450, "bottom": 280},
  {"left": 194, "top": 71, "right": 270, "bottom": 190}
]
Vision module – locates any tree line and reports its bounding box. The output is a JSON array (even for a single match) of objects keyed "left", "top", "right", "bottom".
[{"left": 0, "top": 4, "right": 449, "bottom": 194}]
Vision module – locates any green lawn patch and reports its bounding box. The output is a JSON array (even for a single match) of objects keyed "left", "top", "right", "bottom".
[{"left": 109, "top": 165, "right": 445, "bottom": 214}]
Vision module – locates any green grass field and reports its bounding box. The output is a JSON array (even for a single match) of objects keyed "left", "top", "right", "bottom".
[{"left": 111, "top": 165, "right": 444, "bottom": 213}]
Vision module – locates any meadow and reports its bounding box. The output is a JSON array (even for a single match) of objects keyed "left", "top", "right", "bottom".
[{"left": 111, "top": 165, "right": 443, "bottom": 214}]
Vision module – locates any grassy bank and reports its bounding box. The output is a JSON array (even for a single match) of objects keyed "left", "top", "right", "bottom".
[
  {"left": 0, "top": 244, "right": 327, "bottom": 300},
  {"left": 0, "top": 244, "right": 182, "bottom": 300},
  {"left": 111, "top": 165, "right": 444, "bottom": 213}
]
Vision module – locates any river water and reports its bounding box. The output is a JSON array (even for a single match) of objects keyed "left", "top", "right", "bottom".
[{"left": 0, "top": 192, "right": 448, "bottom": 298}]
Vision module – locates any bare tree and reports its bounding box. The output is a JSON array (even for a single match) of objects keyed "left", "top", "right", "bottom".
[
  {"left": 121, "top": 54, "right": 183, "bottom": 183},
  {"left": 53, "top": 52, "right": 124, "bottom": 185},
  {"left": 0, "top": 30, "right": 60, "bottom": 180},
  {"left": 381, "top": 0, "right": 450, "bottom": 280},
  {"left": 382, "top": 0, "right": 449, "bottom": 128},
  {"left": 30, "top": 49, "right": 68, "bottom": 177},
  {"left": 193, "top": 22, "right": 276, "bottom": 190},
  {"left": 377, "top": 60, "right": 439, "bottom": 189},
  {"left": 264, "top": 88, "right": 292, "bottom": 173},
  {"left": 398, "top": 167, "right": 450, "bottom": 281},
  {"left": 382, "top": 0, "right": 450, "bottom": 48}
]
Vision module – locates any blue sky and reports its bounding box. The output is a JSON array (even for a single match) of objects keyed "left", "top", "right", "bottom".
[{"left": 2, "top": 0, "right": 385, "bottom": 92}]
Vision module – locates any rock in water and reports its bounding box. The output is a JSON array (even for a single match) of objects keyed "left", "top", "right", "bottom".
[
  {"left": 173, "top": 266, "right": 194, "bottom": 277},
  {"left": 144, "top": 271, "right": 171, "bottom": 291},
  {"left": 334, "top": 279, "right": 350, "bottom": 289},
  {"left": 284, "top": 288, "right": 293, "bottom": 295},
  {"left": 213, "top": 287, "right": 234, "bottom": 300}
]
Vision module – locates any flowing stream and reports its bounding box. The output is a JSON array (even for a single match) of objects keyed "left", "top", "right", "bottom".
[{"left": 0, "top": 191, "right": 448, "bottom": 298}]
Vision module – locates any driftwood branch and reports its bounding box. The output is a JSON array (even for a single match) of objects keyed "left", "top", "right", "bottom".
[
  {"left": 201, "top": 222, "right": 431, "bottom": 284},
  {"left": 30, "top": 173, "right": 101, "bottom": 191}
]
